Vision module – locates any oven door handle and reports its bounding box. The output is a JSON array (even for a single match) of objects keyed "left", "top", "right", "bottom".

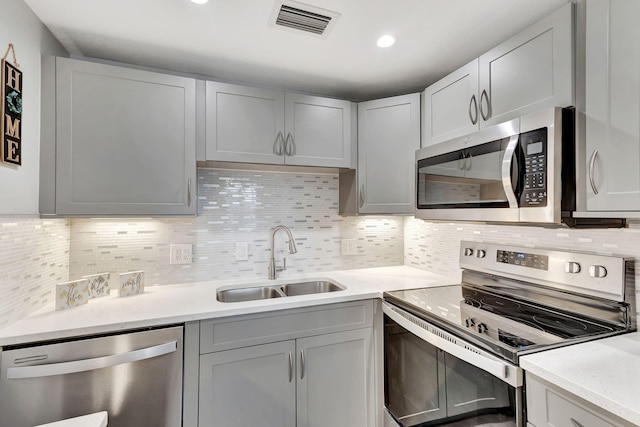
[
  {"left": 382, "top": 302, "right": 522, "bottom": 388},
  {"left": 501, "top": 134, "right": 520, "bottom": 209}
]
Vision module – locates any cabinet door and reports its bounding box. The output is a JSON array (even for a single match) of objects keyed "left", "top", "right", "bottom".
[
  {"left": 205, "top": 81, "right": 285, "bottom": 164},
  {"left": 357, "top": 94, "right": 420, "bottom": 214},
  {"left": 478, "top": 3, "right": 573, "bottom": 127},
  {"left": 284, "top": 93, "right": 352, "bottom": 168},
  {"left": 296, "top": 329, "right": 374, "bottom": 427},
  {"left": 198, "top": 341, "right": 296, "bottom": 427},
  {"left": 423, "top": 59, "right": 479, "bottom": 147},
  {"left": 584, "top": 0, "right": 640, "bottom": 211},
  {"left": 55, "top": 57, "right": 196, "bottom": 215}
]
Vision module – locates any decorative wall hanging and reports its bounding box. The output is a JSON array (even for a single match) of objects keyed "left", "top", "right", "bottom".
[{"left": 1, "top": 43, "right": 22, "bottom": 165}]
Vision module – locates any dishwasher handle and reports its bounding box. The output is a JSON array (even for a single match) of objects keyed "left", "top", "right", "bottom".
[{"left": 7, "top": 341, "right": 177, "bottom": 379}]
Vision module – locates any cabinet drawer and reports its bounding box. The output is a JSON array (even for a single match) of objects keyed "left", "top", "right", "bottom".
[
  {"left": 526, "top": 374, "right": 624, "bottom": 427},
  {"left": 200, "top": 300, "right": 374, "bottom": 353}
]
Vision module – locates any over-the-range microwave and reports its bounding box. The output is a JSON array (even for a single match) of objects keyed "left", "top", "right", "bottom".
[{"left": 415, "top": 107, "right": 622, "bottom": 227}]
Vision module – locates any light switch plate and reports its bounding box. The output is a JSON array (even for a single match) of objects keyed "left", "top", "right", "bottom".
[{"left": 236, "top": 242, "right": 249, "bottom": 261}]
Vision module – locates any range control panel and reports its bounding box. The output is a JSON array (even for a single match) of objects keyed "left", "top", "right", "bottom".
[
  {"left": 497, "top": 250, "right": 548, "bottom": 271},
  {"left": 459, "top": 241, "right": 629, "bottom": 302}
]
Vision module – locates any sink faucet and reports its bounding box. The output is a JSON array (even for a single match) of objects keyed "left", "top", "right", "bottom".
[{"left": 268, "top": 225, "right": 298, "bottom": 280}]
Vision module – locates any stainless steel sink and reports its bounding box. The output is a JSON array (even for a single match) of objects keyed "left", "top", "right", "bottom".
[
  {"left": 217, "top": 279, "right": 345, "bottom": 302},
  {"left": 279, "top": 280, "right": 345, "bottom": 296},
  {"left": 216, "top": 286, "right": 284, "bottom": 303}
]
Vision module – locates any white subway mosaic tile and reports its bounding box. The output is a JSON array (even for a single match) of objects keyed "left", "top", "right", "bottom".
[
  {"left": 404, "top": 217, "right": 640, "bottom": 315},
  {"left": 0, "top": 218, "right": 69, "bottom": 329},
  {"left": 69, "top": 169, "right": 404, "bottom": 285}
]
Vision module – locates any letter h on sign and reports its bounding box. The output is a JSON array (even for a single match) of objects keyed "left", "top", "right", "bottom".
[{"left": 1, "top": 58, "right": 22, "bottom": 165}]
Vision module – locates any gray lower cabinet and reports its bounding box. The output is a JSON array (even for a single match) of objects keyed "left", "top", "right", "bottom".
[
  {"left": 580, "top": 0, "right": 640, "bottom": 213},
  {"left": 340, "top": 93, "right": 420, "bottom": 215},
  {"left": 40, "top": 56, "right": 197, "bottom": 216},
  {"left": 199, "top": 341, "right": 296, "bottom": 427},
  {"left": 422, "top": 3, "right": 573, "bottom": 147},
  {"left": 195, "top": 301, "right": 375, "bottom": 427},
  {"left": 205, "top": 81, "right": 352, "bottom": 168},
  {"left": 526, "top": 374, "right": 626, "bottom": 427}
]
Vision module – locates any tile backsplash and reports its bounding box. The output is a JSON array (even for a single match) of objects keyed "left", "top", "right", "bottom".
[
  {"left": 0, "top": 218, "right": 69, "bottom": 329},
  {"left": 69, "top": 169, "right": 405, "bottom": 285}
]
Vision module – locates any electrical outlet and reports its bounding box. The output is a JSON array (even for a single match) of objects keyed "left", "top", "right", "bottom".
[
  {"left": 236, "top": 242, "right": 249, "bottom": 261},
  {"left": 341, "top": 239, "right": 357, "bottom": 256},
  {"left": 170, "top": 244, "right": 192, "bottom": 265}
]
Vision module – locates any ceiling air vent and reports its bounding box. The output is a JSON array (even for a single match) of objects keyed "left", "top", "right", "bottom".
[{"left": 270, "top": 1, "right": 340, "bottom": 37}]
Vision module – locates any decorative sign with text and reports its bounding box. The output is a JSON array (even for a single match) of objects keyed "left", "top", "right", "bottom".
[
  {"left": 83, "top": 272, "right": 111, "bottom": 298},
  {"left": 1, "top": 44, "right": 22, "bottom": 165},
  {"left": 56, "top": 279, "right": 90, "bottom": 311},
  {"left": 118, "top": 271, "right": 145, "bottom": 297}
]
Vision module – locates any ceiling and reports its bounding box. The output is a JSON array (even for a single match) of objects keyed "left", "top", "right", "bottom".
[{"left": 24, "top": 0, "right": 570, "bottom": 101}]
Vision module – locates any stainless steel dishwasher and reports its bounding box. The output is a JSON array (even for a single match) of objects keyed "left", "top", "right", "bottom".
[{"left": 0, "top": 325, "right": 183, "bottom": 427}]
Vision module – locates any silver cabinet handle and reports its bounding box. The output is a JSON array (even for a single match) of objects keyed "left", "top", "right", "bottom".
[
  {"left": 285, "top": 133, "right": 295, "bottom": 156},
  {"left": 570, "top": 418, "right": 584, "bottom": 427},
  {"left": 359, "top": 184, "right": 365, "bottom": 208},
  {"left": 589, "top": 149, "right": 599, "bottom": 195},
  {"left": 479, "top": 89, "right": 491, "bottom": 121},
  {"left": 457, "top": 152, "right": 466, "bottom": 170},
  {"left": 465, "top": 153, "right": 472, "bottom": 171},
  {"left": 187, "top": 178, "right": 192, "bottom": 207},
  {"left": 300, "top": 349, "right": 305, "bottom": 380},
  {"left": 288, "top": 351, "right": 293, "bottom": 383},
  {"left": 7, "top": 341, "right": 177, "bottom": 379},
  {"left": 274, "top": 132, "right": 285, "bottom": 156},
  {"left": 468, "top": 95, "right": 478, "bottom": 125}
]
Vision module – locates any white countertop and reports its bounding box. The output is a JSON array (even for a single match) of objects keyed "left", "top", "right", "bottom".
[
  {"left": 0, "top": 266, "right": 458, "bottom": 346},
  {"left": 520, "top": 332, "right": 640, "bottom": 425}
]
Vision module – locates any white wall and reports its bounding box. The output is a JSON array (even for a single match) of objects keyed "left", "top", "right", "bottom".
[{"left": 0, "top": 0, "right": 66, "bottom": 214}]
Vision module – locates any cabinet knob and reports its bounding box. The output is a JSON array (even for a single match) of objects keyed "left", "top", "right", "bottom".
[
  {"left": 589, "top": 265, "right": 607, "bottom": 278},
  {"left": 564, "top": 262, "right": 581, "bottom": 274}
]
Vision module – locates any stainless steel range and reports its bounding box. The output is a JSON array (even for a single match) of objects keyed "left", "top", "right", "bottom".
[{"left": 382, "top": 241, "right": 636, "bottom": 427}]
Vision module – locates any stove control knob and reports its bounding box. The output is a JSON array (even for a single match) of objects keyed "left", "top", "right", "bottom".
[
  {"left": 464, "top": 248, "right": 474, "bottom": 257},
  {"left": 465, "top": 318, "right": 475, "bottom": 328},
  {"left": 475, "top": 249, "right": 486, "bottom": 258},
  {"left": 564, "top": 261, "right": 581, "bottom": 274},
  {"left": 589, "top": 265, "right": 608, "bottom": 278},
  {"left": 477, "top": 323, "right": 488, "bottom": 334}
]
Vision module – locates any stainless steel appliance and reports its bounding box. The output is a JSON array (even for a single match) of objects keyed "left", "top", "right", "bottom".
[
  {"left": 383, "top": 241, "right": 635, "bottom": 427},
  {"left": 415, "top": 107, "right": 624, "bottom": 226},
  {"left": 0, "top": 325, "right": 183, "bottom": 427}
]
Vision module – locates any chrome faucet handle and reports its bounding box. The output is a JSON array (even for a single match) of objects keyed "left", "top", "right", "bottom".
[{"left": 275, "top": 257, "right": 287, "bottom": 272}]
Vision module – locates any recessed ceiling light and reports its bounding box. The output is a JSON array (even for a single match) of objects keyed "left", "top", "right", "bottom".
[
  {"left": 377, "top": 35, "right": 396, "bottom": 48},
  {"left": 190, "top": 0, "right": 209, "bottom": 4}
]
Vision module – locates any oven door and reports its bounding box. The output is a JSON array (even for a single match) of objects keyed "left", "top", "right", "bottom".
[{"left": 382, "top": 302, "right": 523, "bottom": 427}]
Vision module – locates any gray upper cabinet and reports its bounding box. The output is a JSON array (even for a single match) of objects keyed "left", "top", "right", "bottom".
[
  {"left": 348, "top": 93, "right": 420, "bottom": 215},
  {"left": 422, "top": 3, "right": 573, "bottom": 147},
  {"left": 581, "top": 0, "right": 640, "bottom": 213},
  {"left": 423, "top": 59, "right": 480, "bottom": 146},
  {"left": 40, "top": 57, "right": 197, "bottom": 216},
  {"left": 206, "top": 82, "right": 352, "bottom": 168}
]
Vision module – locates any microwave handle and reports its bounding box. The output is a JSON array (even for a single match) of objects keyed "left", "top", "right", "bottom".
[{"left": 501, "top": 135, "right": 520, "bottom": 208}]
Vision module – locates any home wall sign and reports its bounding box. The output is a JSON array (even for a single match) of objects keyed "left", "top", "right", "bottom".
[{"left": 1, "top": 44, "right": 22, "bottom": 166}]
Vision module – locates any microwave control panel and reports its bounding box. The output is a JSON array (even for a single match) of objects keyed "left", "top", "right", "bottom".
[{"left": 520, "top": 127, "right": 547, "bottom": 207}]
